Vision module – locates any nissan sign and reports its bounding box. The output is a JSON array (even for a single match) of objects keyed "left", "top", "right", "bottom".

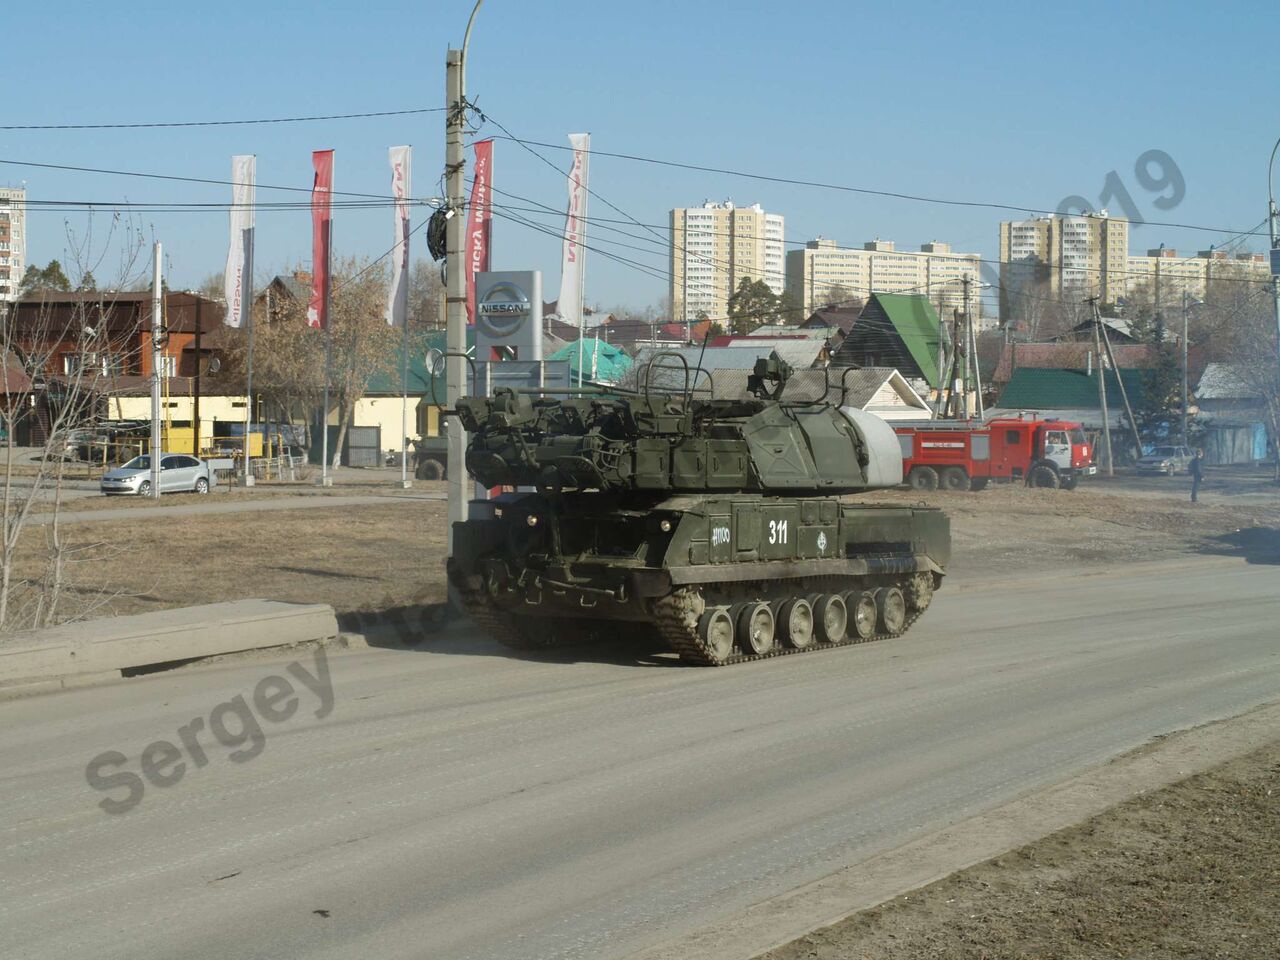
[{"left": 477, "top": 281, "right": 531, "bottom": 338}]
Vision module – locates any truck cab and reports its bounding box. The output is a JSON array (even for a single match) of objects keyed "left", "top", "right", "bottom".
[{"left": 1023, "top": 420, "right": 1094, "bottom": 488}]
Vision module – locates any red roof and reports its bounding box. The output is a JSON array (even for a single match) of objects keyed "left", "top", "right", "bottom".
[{"left": 660, "top": 320, "right": 716, "bottom": 342}]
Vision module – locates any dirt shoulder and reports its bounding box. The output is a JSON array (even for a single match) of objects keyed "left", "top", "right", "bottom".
[
  {"left": 6, "top": 499, "right": 448, "bottom": 625},
  {"left": 859, "top": 468, "right": 1280, "bottom": 582},
  {"left": 3, "top": 470, "right": 1275, "bottom": 630},
  {"left": 762, "top": 739, "right": 1280, "bottom": 960}
]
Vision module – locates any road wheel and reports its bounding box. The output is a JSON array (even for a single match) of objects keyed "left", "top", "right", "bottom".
[
  {"left": 1061, "top": 475, "right": 1079, "bottom": 491},
  {"left": 194, "top": 477, "right": 209, "bottom": 494},
  {"left": 138, "top": 480, "right": 151, "bottom": 496},
  {"left": 776, "top": 597, "right": 815, "bottom": 649},
  {"left": 735, "top": 601, "right": 775, "bottom": 656},
  {"left": 809, "top": 593, "right": 847, "bottom": 644},
  {"left": 1027, "top": 464, "right": 1060, "bottom": 489},
  {"left": 908, "top": 466, "right": 939, "bottom": 491},
  {"left": 843, "top": 591, "right": 877, "bottom": 640},
  {"left": 876, "top": 587, "right": 907, "bottom": 636},
  {"left": 969, "top": 477, "right": 989, "bottom": 491},
  {"left": 940, "top": 466, "right": 969, "bottom": 491},
  {"left": 697, "top": 607, "right": 735, "bottom": 663},
  {"left": 416, "top": 458, "right": 445, "bottom": 481}
]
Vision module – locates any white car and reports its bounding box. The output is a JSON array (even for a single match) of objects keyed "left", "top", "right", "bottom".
[{"left": 100, "top": 454, "right": 216, "bottom": 496}]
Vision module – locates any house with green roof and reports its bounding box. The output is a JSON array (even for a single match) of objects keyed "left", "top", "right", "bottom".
[
  {"left": 994, "top": 366, "right": 1146, "bottom": 429},
  {"left": 829, "top": 294, "right": 948, "bottom": 389}
]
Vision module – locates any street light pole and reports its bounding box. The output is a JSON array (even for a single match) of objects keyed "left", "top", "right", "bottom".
[
  {"left": 1269, "top": 136, "right": 1280, "bottom": 359},
  {"left": 445, "top": 0, "right": 484, "bottom": 553},
  {"left": 149, "top": 242, "right": 163, "bottom": 499},
  {"left": 1182, "top": 289, "right": 1190, "bottom": 447}
]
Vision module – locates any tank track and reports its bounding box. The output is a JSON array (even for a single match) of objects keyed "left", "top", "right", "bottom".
[{"left": 650, "top": 574, "right": 931, "bottom": 666}]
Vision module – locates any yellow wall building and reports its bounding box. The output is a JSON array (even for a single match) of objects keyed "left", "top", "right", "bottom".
[
  {"left": 998, "top": 213, "right": 1129, "bottom": 318},
  {"left": 784, "top": 238, "right": 982, "bottom": 320},
  {"left": 669, "top": 201, "right": 785, "bottom": 324}
]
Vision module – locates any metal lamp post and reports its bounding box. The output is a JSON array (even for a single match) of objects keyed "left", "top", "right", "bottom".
[
  {"left": 1269, "top": 136, "right": 1280, "bottom": 357},
  {"left": 1181, "top": 290, "right": 1203, "bottom": 447}
]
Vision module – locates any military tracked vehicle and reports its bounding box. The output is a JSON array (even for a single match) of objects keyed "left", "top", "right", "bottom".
[{"left": 446, "top": 355, "right": 950, "bottom": 665}]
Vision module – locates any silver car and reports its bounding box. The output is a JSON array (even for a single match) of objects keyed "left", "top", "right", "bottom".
[
  {"left": 100, "top": 454, "right": 216, "bottom": 496},
  {"left": 1137, "top": 445, "right": 1194, "bottom": 476}
]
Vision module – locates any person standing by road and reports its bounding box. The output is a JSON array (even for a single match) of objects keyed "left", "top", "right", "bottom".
[{"left": 1189, "top": 448, "right": 1204, "bottom": 502}]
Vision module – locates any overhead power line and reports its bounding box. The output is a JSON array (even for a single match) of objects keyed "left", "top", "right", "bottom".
[
  {"left": 0, "top": 107, "right": 446, "bottom": 131},
  {"left": 0, "top": 157, "right": 441, "bottom": 204},
  {"left": 480, "top": 133, "right": 1270, "bottom": 239}
]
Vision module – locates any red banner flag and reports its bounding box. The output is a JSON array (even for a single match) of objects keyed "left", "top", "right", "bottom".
[
  {"left": 465, "top": 139, "right": 494, "bottom": 324},
  {"left": 308, "top": 150, "right": 334, "bottom": 330}
]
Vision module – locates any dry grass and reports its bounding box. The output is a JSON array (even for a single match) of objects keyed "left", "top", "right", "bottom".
[{"left": 8, "top": 500, "right": 448, "bottom": 625}]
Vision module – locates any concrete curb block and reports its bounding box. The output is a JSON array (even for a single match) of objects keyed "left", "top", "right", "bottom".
[
  {"left": 624, "top": 698, "right": 1280, "bottom": 960},
  {"left": 0, "top": 599, "right": 338, "bottom": 695}
]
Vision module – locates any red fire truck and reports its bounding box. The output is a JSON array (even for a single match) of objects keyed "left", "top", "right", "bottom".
[{"left": 893, "top": 416, "right": 1096, "bottom": 492}]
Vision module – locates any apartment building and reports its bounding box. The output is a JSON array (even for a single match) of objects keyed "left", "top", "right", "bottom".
[
  {"left": 0, "top": 187, "right": 27, "bottom": 303},
  {"left": 998, "top": 212, "right": 1129, "bottom": 319},
  {"left": 669, "top": 201, "right": 785, "bottom": 324},
  {"left": 1125, "top": 247, "right": 1269, "bottom": 304},
  {"left": 784, "top": 237, "right": 981, "bottom": 319}
]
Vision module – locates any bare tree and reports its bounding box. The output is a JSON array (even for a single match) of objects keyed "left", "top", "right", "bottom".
[
  {"left": 232, "top": 257, "right": 398, "bottom": 468},
  {"left": 0, "top": 215, "right": 149, "bottom": 633},
  {"left": 409, "top": 258, "right": 444, "bottom": 331},
  {"left": 1216, "top": 280, "right": 1280, "bottom": 481}
]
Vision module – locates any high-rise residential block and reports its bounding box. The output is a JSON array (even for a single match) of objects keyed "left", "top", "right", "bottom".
[
  {"left": 0, "top": 187, "right": 26, "bottom": 303},
  {"left": 784, "top": 237, "right": 981, "bottom": 320},
  {"left": 998, "top": 212, "right": 1129, "bottom": 319},
  {"left": 669, "top": 201, "right": 785, "bottom": 324},
  {"left": 1125, "top": 247, "right": 1269, "bottom": 305}
]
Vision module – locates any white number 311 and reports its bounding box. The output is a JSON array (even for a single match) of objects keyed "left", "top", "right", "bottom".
[{"left": 768, "top": 519, "right": 789, "bottom": 545}]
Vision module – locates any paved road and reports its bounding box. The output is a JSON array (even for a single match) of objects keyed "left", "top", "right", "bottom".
[
  {"left": 22, "top": 491, "right": 444, "bottom": 525},
  {"left": 1, "top": 558, "right": 1277, "bottom": 960}
]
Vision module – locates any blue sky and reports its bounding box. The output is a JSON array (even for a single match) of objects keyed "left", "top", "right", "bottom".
[{"left": 3, "top": 0, "right": 1276, "bottom": 314}]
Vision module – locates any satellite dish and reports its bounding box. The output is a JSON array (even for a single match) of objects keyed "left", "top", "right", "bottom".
[
  {"left": 425, "top": 348, "right": 445, "bottom": 379},
  {"left": 207, "top": 357, "right": 222, "bottom": 374}
]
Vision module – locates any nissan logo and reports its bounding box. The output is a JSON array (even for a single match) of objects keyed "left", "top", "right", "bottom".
[{"left": 477, "top": 281, "right": 530, "bottom": 338}]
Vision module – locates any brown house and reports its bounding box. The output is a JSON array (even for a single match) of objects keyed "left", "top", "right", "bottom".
[{"left": 11, "top": 289, "right": 224, "bottom": 380}]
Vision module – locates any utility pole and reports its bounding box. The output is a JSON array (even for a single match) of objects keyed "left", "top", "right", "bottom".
[
  {"left": 963, "top": 276, "right": 985, "bottom": 419},
  {"left": 1181, "top": 289, "right": 1191, "bottom": 447},
  {"left": 1090, "top": 299, "right": 1114, "bottom": 476},
  {"left": 960, "top": 279, "right": 971, "bottom": 420},
  {"left": 193, "top": 297, "right": 201, "bottom": 459},
  {"left": 1094, "top": 301, "right": 1143, "bottom": 460},
  {"left": 1269, "top": 136, "right": 1280, "bottom": 362},
  {"left": 149, "top": 242, "right": 163, "bottom": 499},
  {"left": 445, "top": 1, "right": 484, "bottom": 553}
]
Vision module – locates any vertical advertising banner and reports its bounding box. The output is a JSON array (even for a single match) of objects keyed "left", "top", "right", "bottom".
[
  {"left": 308, "top": 150, "right": 334, "bottom": 330},
  {"left": 386, "top": 145, "right": 412, "bottom": 327},
  {"left": 223, "top": 155, "right": 256, "bottom": 328},
  {"left": 465, "top": 140, "right": 494, "bottom": 324},
  {"left": 558, "top": 133, "right": 590, "bottom": 329}
]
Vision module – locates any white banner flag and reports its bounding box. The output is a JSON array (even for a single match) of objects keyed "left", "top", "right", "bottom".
[
  {"left": 223, "top": 155, "right": 256, "bottom": 328},
  {"left": 559, "top": 133, "right": 590, "bottom": 329},
  {"left": 386, "top": 145, "right": 412, "bottom": 327}
]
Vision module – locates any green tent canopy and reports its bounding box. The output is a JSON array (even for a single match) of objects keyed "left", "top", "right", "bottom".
[{"left": 547, "top": 339, "right": 634, "bottom": 384}]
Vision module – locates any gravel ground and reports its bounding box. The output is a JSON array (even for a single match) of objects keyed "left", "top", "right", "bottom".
[
  {"left": 762, "top": 740, "right": 1280, "bottom": 960},
  {"left": 4, "top": 469, "right": 1275, "bottom": 628}
]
